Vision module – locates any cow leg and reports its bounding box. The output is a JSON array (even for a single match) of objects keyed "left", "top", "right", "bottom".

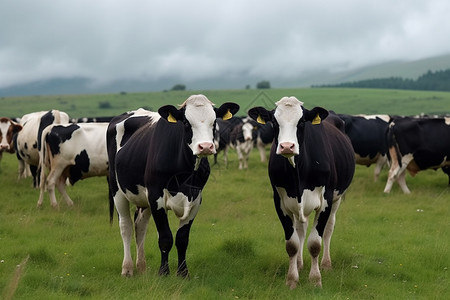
[
  {"left": 134, "top": 207, "right": 151, "bottom": 274},
  {"left": 373, "top": 155, "right": 387, "bottom": 182},
  {"left": 115, "top": 196, "right": 134, "bottom": 277},
  {"left": 308, "top": 199, "right": 334, "bottom": 288},
  {"left": 396, "top": 170, "right": 411, "bottom": 194},
  {"left": 321, "top": 197, "right": 341, "bottom": 270},
  {"left": 295, "top": 217, "right": 308, "bottom": 271},
  {"left": 45, "top": 168, "right": 66, "bottom": 208},
  {"left": 175, "top": 221, "right": 192, "bottom": 278},
  {"left": 257, "top": 140, "right": 266, "bottom": 162},
  {"left": 236, "top": 144, "right": 244, "bottom": 169},
  {"left": 56, "top": 175, "right": 74, "bottom": 206},
  {"left": 152, "top": 205, "right": 173, "bottom": 276},
  {"left": 285, "top": 228, "right": 300, "bottom": 289},
  {"left": 223, "top": 145, "right": 229, "bottom": 166}
]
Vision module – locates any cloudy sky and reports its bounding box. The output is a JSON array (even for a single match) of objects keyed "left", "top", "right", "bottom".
[{"left": 1, "top": 0, "right": 450, "bottom": 89}]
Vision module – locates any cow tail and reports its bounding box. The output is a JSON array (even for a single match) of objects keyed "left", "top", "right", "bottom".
[
  {"left": 107, "top": 176, "right": 115, "bottom": 225},
  {"left": 39, "top": 130, "right": 50, "bottom": 191},
  {"left": 386, "top": 124, "right": 402, "bottom": 168}
]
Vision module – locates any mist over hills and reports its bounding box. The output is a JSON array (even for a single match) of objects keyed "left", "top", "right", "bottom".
[{"left": 1, "top": 53, "right": 450, "bottom": 97}]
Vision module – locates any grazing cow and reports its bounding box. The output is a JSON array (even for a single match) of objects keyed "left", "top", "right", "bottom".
[
  {"left": 338, "top": 114, "right": 390, "bottom": 181},
  {"left": 248, "top": 97, "right": 355, "bottom": 289},
  {"left": 15, "top": 110, "right": 70, "bottom": 186},
  {"left": 107, "top": 95, "right": 239, "bottom": 278},
  {"left": 0, "top": 117, "right": 23, "bottom": 164},
  {"left": 229, "top": 118, "right": 257, "bottom": 169},
  {"left": 383, "top": 116, "right": 450, "bottom": 194},
  {"left": 38, "top": 122, "right": 109, "bottom": 207},
  {"left": 213, "top": 117, "right": 243, "bottom": 166}
]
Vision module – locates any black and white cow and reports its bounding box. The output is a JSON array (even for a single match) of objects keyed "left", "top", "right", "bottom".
[
  {"left": 383, "top": 116, "right": 450, "bottom": 193},
  {"left": 38, "top": 122, "right": 109, "bottom": 207},
  {"left": 213, "top": 117, "right": 243, "bottom": 166},
  {"left": 249, "top": 97, "right": 355, "bottom": 289},
  {"left": 0, "top": 117, "right": 22, "bottom": 164},
  {"left": 15, "top": 110, "right": 70, "bottom": 186},
  {"left": 255, "top": 121, "right": 274, "bottom": 163},
  {"left": 229, "top": 118, "right": 258, "bottom": 169},
  {"left": 338, "top": 114, "right": 390, "bottom": 181},
  {"left": 107, "top": 95, "right": 239, "bottom": 278}
]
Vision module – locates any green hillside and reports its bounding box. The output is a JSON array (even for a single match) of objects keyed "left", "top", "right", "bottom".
[{"left": 2, "top": 88, "right": 450, "bottom": 119}]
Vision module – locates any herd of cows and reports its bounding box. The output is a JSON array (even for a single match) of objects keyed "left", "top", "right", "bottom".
[{"left": 1, "top": 94, "right": 449, "bottom": 289}]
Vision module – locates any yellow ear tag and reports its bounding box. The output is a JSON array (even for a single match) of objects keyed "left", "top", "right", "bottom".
[
  {"left": 168, "top": 112, "right": 177, "bottom": 123},
  {"left": 312, "top": 113, "right": 321, "bottom": 125},
  {"left": 256, "top": 115, "right": 266, "bottom": 125},
  {"left": 222, "top": 109, "right": 233, "bottom": 120}
]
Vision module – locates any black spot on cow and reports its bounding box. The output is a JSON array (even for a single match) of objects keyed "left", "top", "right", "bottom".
[{"left": 69, "top": 150, "right": 90, "bottom": 185}]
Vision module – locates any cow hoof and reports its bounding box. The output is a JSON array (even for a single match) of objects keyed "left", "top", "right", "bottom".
[
  {"left": 286, "top": 279, "right": 298, "bottom": 290},
  {"left": 121, "top": 270, "right": 133, "bottom": 277},
  {"left": 158, "top": 266, "right": 170, "bottom": 276},
  {"left": 177, "top": 269, "right": 189, "bottom": 279}
]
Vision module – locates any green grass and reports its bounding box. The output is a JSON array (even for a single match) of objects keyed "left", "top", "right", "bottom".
[
  {"left": 2, "top": 87, "right": 450, "bottom": 118},
  {"left": 1, "top": 88, "right": 449, "bottom": 298},
  {"left": 0, "top": 146, "right": 449, "bottom": 299}
]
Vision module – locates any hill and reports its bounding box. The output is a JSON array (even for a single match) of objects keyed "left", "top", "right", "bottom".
[{"left": 1, "top": 54, "right": 450, "bottom": 97}]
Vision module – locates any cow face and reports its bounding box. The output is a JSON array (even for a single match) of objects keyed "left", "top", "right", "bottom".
[
  {"left": 0, "top": 118, "right": 22, "bottom": 152},
  {"left": 159, "top": 94, "right": 239, "bottom": 156},
  {"left": 248, "top": 96, "right": 328, "bottom": 157}
]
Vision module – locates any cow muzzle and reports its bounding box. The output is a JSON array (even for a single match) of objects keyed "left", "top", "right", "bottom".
[
  {"left": 196, "top": 142, "right": 216, "bottom": 156},
  {"left": 0, "top": 144, "right": 10, "bottom": 151},
  {"left": 278, "top": 142, "right": 295, "bottom": 157}
]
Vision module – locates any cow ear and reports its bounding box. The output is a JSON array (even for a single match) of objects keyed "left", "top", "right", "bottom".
[
  {"left": 158, "top": 105, "right": 183, "bottom": 123},
  {"left": 303, "top": 107, "right": 329, "bottom": 125},
  {"left": 215, "top": 102, "right": 240, "bottom": 120},
  {"left": 12, "top": 122, "right": 23, "bottom": 133},
  {"left": 248, "top": 107, "right": 272, "bottom": 125}
]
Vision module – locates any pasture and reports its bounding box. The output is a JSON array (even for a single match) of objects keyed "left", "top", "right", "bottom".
[{"left": 1, "top": 88, "right": 449, "bottom": 299}]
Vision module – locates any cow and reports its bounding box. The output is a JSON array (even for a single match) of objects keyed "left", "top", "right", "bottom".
[
  {"left": 37, "top": 122, "right": 109, "bottom": 208},
  {"left": 229, "top": 118, "right": 258, "bottom": 169},
  {"left": 383, "top": 116, "right": 450, "bottom": 194},
  {"left": 70, "top": 116, "right": 114, "bottom": 123},
  {"left": 0, "top": 117, "right": 23, "bottom": 164},
  {"left": 213, "top": 117, "right": 243, "bottom": 166},
  {"left": 248, "top": 96, "right": 355, "bottom": 289},
  {"left": 255, "top": 121, "right": 274, "bottom": 163},
  {"left": 15, "top": 110, "right": 70, "bottom": 186},
  {"left": 338, "top": 114, "right": 390, "bottom": 181},
  {"left": 107, "top": 95, "right": 239, "bottom": 278}
]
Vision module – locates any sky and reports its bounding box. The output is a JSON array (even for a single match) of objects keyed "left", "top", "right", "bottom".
[{"left": 1, "top": 0, "right": 450, "bottom": 89}]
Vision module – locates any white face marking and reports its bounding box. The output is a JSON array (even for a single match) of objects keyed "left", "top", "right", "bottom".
[
  {"left": 0, "top": 121, "right": 11, "bottom": 148},
  {"left": 183, "top": 95, "right": 217, "bottom": 156},
  {"left": 242, "top": 122, "right": 254, "bottom": 141},
  {"left": 274, "top": 97, "right": 304, "bottom": 156}
]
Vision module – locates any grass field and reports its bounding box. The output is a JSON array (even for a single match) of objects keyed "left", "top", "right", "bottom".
[
  {"left": 1, "top": 88, "right": 449, "bottom": 299},
  {"left": 2, "top": 87, "right": 450, "bottom": 118}
]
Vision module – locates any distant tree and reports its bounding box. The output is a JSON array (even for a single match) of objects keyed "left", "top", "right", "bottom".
[
  {"left": 245, "top": 84, "right": 251, "bottom": 89},
  {"left": 256, "top": 80, "right": 271, "bottom": 89},
  {"left": 313, "top": 68, "right": 450, "bottom": 91},
  {"left": 171, "top": 84, "right": 186, "bottom": 91}
]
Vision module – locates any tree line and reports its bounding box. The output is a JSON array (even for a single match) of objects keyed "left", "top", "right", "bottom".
[{"left": 313, "top": 68, "right": 450, "bottom": 91}]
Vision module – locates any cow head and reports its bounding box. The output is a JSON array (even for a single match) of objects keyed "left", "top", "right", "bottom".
[
  {"left": 159, "top": 95, "right": 239, "bottom": 156},
  {"left": 0, "top": 117, "right": 22, "bottom": 152},
  {"left": 248, "top": 96, "right": 328, "bottom": 158}
]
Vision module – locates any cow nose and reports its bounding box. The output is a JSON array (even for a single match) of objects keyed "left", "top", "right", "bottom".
[
  {"left": 198, "top": 142, "right": 215, "bottom": 155},
  {"left": 0, "top": 144, "right": 9, "bottom": 150},
  {"left": 279, "top": 142, "right": 295, "bottom": 155}
]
